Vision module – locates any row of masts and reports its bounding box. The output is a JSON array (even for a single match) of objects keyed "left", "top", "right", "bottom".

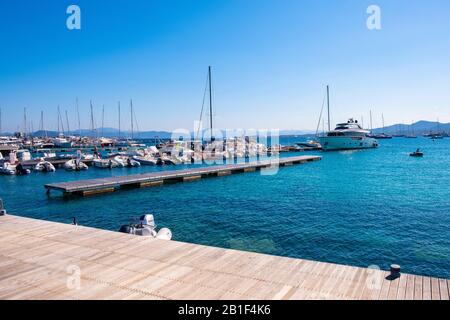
[
  {"left": 2, "top": 66, "right": 217, "bottom": 141},
  {"left": 11, "top": 100, "right": 140, "bottom": 139}
]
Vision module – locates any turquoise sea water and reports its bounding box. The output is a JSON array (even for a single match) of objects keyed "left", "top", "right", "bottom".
[{"left": 1, "top": 137, "right": 449, "bottom": 278}]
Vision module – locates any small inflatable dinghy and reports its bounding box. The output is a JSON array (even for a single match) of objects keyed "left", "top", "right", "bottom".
[
  {"left": 119, "top": 214, "right": 172, "bottom": 240},
  {"left": 410, "top": 149, "right": 423, "bottom": 157}
]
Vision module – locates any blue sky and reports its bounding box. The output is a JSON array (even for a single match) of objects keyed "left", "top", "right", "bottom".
[{"left": 0, "top": 0, "right": 449, "bottom": 132}]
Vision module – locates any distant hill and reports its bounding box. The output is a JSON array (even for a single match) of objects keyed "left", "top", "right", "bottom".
[
  {"left": 372, "top": 121, "right": 450, "bottom": 135},
  {"left": 23, "top": 128, "right": 315, "bottom": 139},
  {"left": 3, "top": 121, "right": 448, "bottom": 138}
]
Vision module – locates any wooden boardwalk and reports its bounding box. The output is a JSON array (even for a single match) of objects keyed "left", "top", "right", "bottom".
[
  {"left": 0, "top": 214, "right": 448, "bottom": 300},
  {"left": 45, "top": 155, "right": 321, "bottom": 197}
]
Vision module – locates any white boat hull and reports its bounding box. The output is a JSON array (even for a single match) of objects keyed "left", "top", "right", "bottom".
[{"left": 319, "top": 136, "right": 378, "bottom": 151}]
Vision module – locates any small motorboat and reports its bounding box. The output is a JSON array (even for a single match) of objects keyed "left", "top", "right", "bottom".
[
  {"left": 93, "top": 158, "right": 118, "bottom": 169},
  {"left": 0, "top": 162, "right": 16, "bottom": 175},
  {"left": 133, "top": 155, "right": 157, "bottom": 165},
  {"left": 64, "top": 159, "right": 88, "bottom": 171},
  {"left": 296, "top": 140, "right": 322, "bottom": 149},
  {"left": 15, "top": 163, "right": 31, "bottom": 175},
  {"left": 35, "top": 160, "right": 56, "bottom": 172},
  {"left": 124, "top": 157, "right": 141, "bottom": 167},
  {"left": 410, "top": 149, "right": 424, "bottom": 157},
  {"left": 119, "top": 214, "right": 172, "bottom": 240},
  {"left": 161, "top": 156, "right": 178, "bottom": 165}
]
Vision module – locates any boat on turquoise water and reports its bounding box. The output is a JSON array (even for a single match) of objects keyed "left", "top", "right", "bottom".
[
  {"left": 114, "top": 155, "right": 141, "bottom": 167},
  {"left": 119, "top": 214, "right": 172, "bottom": 239},
  {"left": 317, "top": 86, "right": 378, "bottom": 151},
  {"left": 132, "top": 155, "right": 158, "bottom": 165},
  {"left": 369, "top": 133, "right": 393, "bottom": 139},
  {"left": 319, "top": 119, "right": 379, "bottom": 151},
  {"left": 410, "top": 149, "right": 424, "bottom": 157},
  {"left": 34, "top": 160, "right": 56, "bottom": 172},
  {"left": 296, "top": 140, "right": 322, "bottom": 148},
  {"left": 0, "top": 162, "right": 16, "bottom": 175},
  {"left": 64, "top": 159, "right": 88, "bottom": 171}
]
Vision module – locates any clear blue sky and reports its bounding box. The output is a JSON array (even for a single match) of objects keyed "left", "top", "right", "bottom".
[{"left": 1, "top": 0, "right": 449, "bottom": 132}]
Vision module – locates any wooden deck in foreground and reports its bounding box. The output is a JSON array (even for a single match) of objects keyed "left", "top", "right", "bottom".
[
  {"left": 44, "top": 155, "right": 321, "bottom": 197},
  {"left": 0, "top": 215, "right": 448, "bottom": 300}
]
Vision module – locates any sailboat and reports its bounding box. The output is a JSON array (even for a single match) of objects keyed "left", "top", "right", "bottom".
[
  {"left": 370, "top": 114, "right": 392, "bottom": 139},
  {"left": 405, "top": 121, "right": 417, "bottom": 138}
]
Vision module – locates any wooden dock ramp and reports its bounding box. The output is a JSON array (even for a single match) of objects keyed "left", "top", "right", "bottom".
[
  {"left": 44, "top": 155, "right": 321, "bottom": 197},
  {"left": 0, "top": 214, "right": 448, "bottom": 300}
]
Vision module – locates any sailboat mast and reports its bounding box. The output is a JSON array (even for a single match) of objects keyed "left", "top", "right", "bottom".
[
  {"left": 130, "top": 99, "right": 134, "bottom": 140},
  {"left": 118, "top": 101, "right": 121, "bottom": 139},
  {"left": 76, "top": 98, "right": 81, "bottom": 137},
  {"left": 101, "top": 105, "right": 105, "bottom": 137},
  {"left": 370, "top": 110, "right": 373, "bottom": 133},
  {"left": 382, "top": 113, "right": 385, "bottom": 133},
  {"left": 0, "top": 107, "right": 2, "bottom": 135},
  {"left": 65, "top": 110, "right": 71, "bottom": 134},
  {"left": 209, "top": 66, "right": 213, "bottom": 140},
  {"left": 326, "top": 85, "right": 330, "bottom": 132},
  {"left": 23, "top": 107, "right": 27, "bottom": 137},
  {"left": 90, "top": 100, "right": 95, "bottom": 138}
]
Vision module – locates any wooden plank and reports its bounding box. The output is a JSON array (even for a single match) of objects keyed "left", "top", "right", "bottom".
[
  {"left": 413, "top": 275, "right": 422, "bottom": 300},
  {"left": 377, "top": 272, "right": 391, "bottom": 300},
  {"left": 438, "top": 278, "right": 449, "bottom": 301},
  {"left": 82, "top": 187, "right": 115, "bottom": 197},
  {"left": 422, "top": 276, "right": 432, "bottom": 300},
  {"left": 431, "top": 277, "right": 441, "bottom": 300},
  {"left": 387, "top": 276, "right": 401, "bottom": 300},
  {"left": 183, "top": 175, "right": 201, "bottom": 182},
  {"left": 405, "top": 274, "right": 415, "bottom": 300},
  {"left": 216, "top": 170, "right": 231, "bottom": 177},
  {"left": 396, "top": 274, "right": 408, "bottom": 300},
  {"left": 140, "top": 181, "right": 163, "bottom": 188}
]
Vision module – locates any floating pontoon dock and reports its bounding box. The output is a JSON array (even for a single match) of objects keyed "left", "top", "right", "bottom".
[
  {"left": 44, "top": 155, "right": 321, "bottom": 197},
  {"left": 0, "top": 214, "right": 448, "bottom": 300}
]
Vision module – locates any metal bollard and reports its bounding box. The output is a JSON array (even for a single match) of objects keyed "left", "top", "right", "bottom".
[
  {"left": 0, "top": 198, "right": 6, "bottom": 216},
  {"left": 390, "top": 264, "right": 401, "bottom": 279}
]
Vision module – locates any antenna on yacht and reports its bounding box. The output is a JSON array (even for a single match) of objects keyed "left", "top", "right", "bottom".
[{"left": 326, "top": 85, "right": 331, "bottom": 132}]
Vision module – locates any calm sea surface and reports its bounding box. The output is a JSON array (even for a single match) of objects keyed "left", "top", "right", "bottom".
[{"left": 1, "top": 137, "right": 449, "bottom": 278}]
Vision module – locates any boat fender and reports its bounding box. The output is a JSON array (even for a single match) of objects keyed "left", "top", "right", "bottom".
[{"left": 156, "top": 228, "right": 172, "bottom": 240}]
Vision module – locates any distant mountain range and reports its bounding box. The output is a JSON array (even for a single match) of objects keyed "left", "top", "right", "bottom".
[
  {"left": 371, "top": 121, "right": 450, "bottom": 135},
  {"left": 2, "top": 121, "right": 448, "bottom": 138}
]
